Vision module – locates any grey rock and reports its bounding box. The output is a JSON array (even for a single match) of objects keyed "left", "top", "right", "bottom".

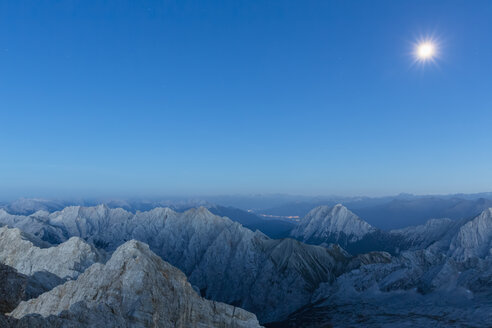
[
  {"left": 11, "top": 240, "right": 262, "bottom": 328},
  {"left": 0, "top": 263, "right": 63, "bottom": 314},
  {"left": 1, "top": 205, "right": 348, "bottom": 323},
  {"left": 0, "top": 226, "right": 102, "bottom": 279}
]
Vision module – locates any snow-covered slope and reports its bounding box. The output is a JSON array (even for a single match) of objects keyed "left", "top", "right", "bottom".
[
  {"left": 272, "top": 247, "right": 492, "bottom": 327},
  {"left": 0, "top": 226, "right": 102, "bottom": 279},
  {"left": 0, "top": 205, "right": 348, "bottom": 323},
  {"left": 390, "top": 218, "right": 461, "bottom": 251},
  {"left": 268, "top": 209, "right": 492, "bottom": 327},
  {"left": 0, "top": 209, "right": 66, "bottom": 244},
  {"left": 291, "top": 204, "right": 376, "bottom": 246},
  {"left": 449, "top": 208, "right": 492, "bottom": 260},
  {"left": 390, "top": 208, "right": 492, "bottom": 260},
  {"left": 291, "top": 205, "right": 492, "bottom": 260},
  {"left": 10, "top": 240, "right": 262, "bottom": 328},
  {"left": 4, "top": 204, "right": 492, "bottom": 324},
  {"left": 272, "top": 288, "right": 492, "bottom": 328}
]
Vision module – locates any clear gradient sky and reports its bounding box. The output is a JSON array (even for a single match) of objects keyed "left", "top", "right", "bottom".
[{"left": 1, "top": 1, "right": 491, "bottom": 198}]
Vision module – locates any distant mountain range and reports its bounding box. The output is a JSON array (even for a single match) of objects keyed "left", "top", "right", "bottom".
[
  {"left": 291, "top": 204, "right": 492, "bottom": 259},
  {"left": 3, "top": 192, "right": 492, "bottom": 230},
  {"left": 0, "top": 198, "right": 296, "bottom": 239},
  {"left": 253, "top": 194, "right": 492, "bottom": 229},
  {"left": 270, "top": 205, "right": 492, "bottom": 327},
  {"left": 0, "top": 225, "right": 261, "bottom": 327},
  {"left": 0, "top": 205, "right": 351, "bottom": 323},
  {"left": 1, "top": 200, "right": 492, "bottom": 326}
]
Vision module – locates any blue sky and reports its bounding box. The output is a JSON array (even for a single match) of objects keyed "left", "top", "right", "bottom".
[{"left": 1, "top": 1, "right": 491, "bottom": 198}]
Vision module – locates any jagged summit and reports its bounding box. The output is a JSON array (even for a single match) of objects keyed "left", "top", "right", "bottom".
[
  {"left": 2, "top": 203, "right": 492, "bottom": 326},
  {"left": 390, "top": 217, "right": 458, "bottom": 250},
  {"left": 388, "top": 208, "right": 492, "bottom": 260},
  {"left": 0, "top": 204, "right": 348, "bottom": 323},
  {"left": 0, "top": 209, "right": 66, "bottom": 244},
  {"left": 0, "top": 226, "right": 101, "bottom": 279},
  {"left": 291, "top": 204, "right": 376, "bottom": 244},
  {"left": 449, "top": 207, "right": 492, "bottom": 260},
  {"left": 10, "top": 240, "right": 262, "bottom": 328},
  {"left": 5, "top": 203, "right": 492, "bottom": 324}
]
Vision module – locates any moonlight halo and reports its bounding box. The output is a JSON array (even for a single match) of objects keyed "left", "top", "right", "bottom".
[
  {"left": 417, "top": 42, "right": 435, "bottom": 59},
  {"left": 412, "top": 36, "right": 440, "bottom": 65}
]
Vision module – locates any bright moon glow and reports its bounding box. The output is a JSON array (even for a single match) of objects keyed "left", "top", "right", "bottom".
[
  {"left": 411, "top": 36, "right": 440, "bottom": 66},
  {"left": 417, "top": 42, "right": 435, "bottom": 59}
]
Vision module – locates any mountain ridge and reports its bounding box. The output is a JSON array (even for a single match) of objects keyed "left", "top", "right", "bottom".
[
  {"left": 10, "top": 240, "right": 262, "bottom": 328},
  {"left": 291, "top": 204, "right": 376, "bottom": 244},
  {"left": 0, "top": 205, "right": 349, "bottom": 323}
]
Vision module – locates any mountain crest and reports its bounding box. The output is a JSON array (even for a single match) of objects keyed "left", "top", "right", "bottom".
[
  {"left": 10, "top": 240, "right": 262, "bottom": 328},
  {"left": 449, "top": 207, "right": 492, "bottom": 260},
  {"left": 0, "top": 226, "right": 101, "bottom": 279},
  {"left": 291, "top": 204, "right": 375, "bottom": 244}
]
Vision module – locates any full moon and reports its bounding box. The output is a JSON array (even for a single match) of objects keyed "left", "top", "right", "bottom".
[{"left": 417, "top": 42, "right": 435, "bottom": 60}]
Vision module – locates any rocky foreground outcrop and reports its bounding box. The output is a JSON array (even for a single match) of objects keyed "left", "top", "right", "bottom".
[
  {"left": 10, "top": 240, "right": 262, "bottom": 328},
  {"left": 0, "top": 263, "right": 64, "bottom": 314}
]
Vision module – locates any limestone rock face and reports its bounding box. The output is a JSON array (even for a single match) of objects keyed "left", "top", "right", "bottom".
[
  {"left": 11, "top": 240, "right": 262, "bottom": 328},
  {"left": 3, "top": 205, "right": 492, "bottom": 327},
  {"left": 0, "top": 263, "right": 63, "bottom": 314},
  {"left": 0, "top": 263, "right": 32, "bottom": 313},
  {"left": 0, "top": 205, "right": 347, "bottom": 323},
  {"left": 0, "top": 264, "right": 27, "bottom": 313},
  {"left": 0, "top": 226, "right": 102, "bottom": 279}
]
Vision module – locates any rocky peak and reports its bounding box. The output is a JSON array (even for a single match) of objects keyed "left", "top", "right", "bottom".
[
  {"left": 10, "top": 240, "right": 262, "bottom": 328},
  {"left": 0, "top": 204, "right": 356, "bottom": 323},
  {"left": 390, "top": 217, "right": 457, "bottom": 251},
  {"left": 449, "top": 208, "right": 492, "bottom": 260},
  {"left": 291, "top": 204, "right": 376, "bottom": 243},
  {"left": 0, "top": 226, "right": 101, "bottom": 279}
]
